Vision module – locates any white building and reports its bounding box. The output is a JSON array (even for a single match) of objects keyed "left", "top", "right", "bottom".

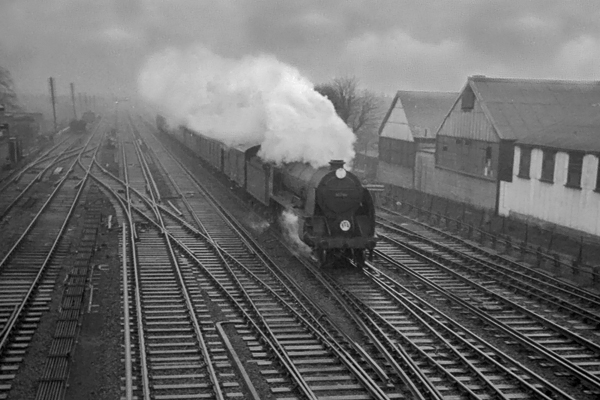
[{"left": 500, "top": 125, "right": 600, "bottom": 236}]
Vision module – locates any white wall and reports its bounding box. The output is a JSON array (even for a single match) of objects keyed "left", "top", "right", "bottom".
[{"left": 499, "top": 146, "right": 600, "bottom": 236}]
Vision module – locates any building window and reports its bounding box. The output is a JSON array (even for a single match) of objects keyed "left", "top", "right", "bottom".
[
  {"left": 518, "top": 147, "right": 531, "bottom": 178},
  {"left": 461, "top": 87, "right": 475, "bottom": 110},
  {"left": 540, "top": 150, "right": 555, "bottom": 183},
  {"left": 566, "top": 152, "right": 584, "bottom": 188},
  {"left": 484, "top": 146, "right": 493, "bottom": 177}
]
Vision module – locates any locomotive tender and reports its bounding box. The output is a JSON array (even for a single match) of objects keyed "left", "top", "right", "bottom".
[{"left": 157, "top": 115, "right": 377, "bottom": 266}]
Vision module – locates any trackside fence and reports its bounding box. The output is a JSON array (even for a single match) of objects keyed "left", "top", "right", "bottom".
[{"left": 381, "top": 184, "right": 600, "bottom": 284}]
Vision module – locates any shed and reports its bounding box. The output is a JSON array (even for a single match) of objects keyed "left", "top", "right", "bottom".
[
  {"left": 434, "top": 76, "right": 600, "bottom": 212},
  {"left": 377, "top": 90, "right": 456, "bottom": 191},
  {"left": 500, "top": 120, "right": 600, "bottom": 236}
]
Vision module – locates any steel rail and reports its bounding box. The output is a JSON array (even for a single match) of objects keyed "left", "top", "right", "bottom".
[
  {"left": 379, "top": 232, "right": 600, "bottom": 354},
  {"left": 365, "top": 265, "right": 579, "bottom": 400},
  {"left": 162, "top": 228, "right": 319, "bottom": 400},
  {"left": 133, "top": 119, "right": 408, "bottom": 396},
  {"left": 379, "top": 218, "right": 600, "bottom": 319},
  {"left": 157, "top": 162, "right": 392, "bottom": 389},
  {"left": 120, "top": 133, "right": 151, "bottom": 400},
  {"left": 93, "top": 157, "right": 327, "bottom": 400},
  {"left": 375, "top": 245, "right": 600, "bottom": 393},
  {"left": 134, "top": 121, "right": 389, "bottom": 381},
  {"left": 378, "top": 211, "right": 600, "bottom": 304},
  {"left": 346, "top": 269, "right": 550, "bottom": 400},
  {"left": 0, "top": 140, "right": 80, "bottom": 220},
  {"left": 133, "top": 123, "right": 394, "bottom": 399},
  {"left": 90, "top": 168, "right": 301, "bottom": 399},
  {"left": 215, "top": 321, "right": 261, "bottom": 400},
  {"left": 121, "top": 222, "right": 134, "bottom": 400},
  {"left": 0, "top": 130, "right": 99, "bottom": 272},
  {"left": 163, "top": 192, "right": 393, "bottom": 399},
  {"left": 313, "top": 267, "right": 440, "bottom": 400},
  {"left": 0, "top": 128, "right": 102, "bottom": 354},
  {"left": 129, "top": 133, "right": 225, "bottom": 400},
  {"left": 1, "top": 136, "right": 69, "bottom": 188},
  {"left": 131, "top": 127, "right": 161, "bottom": 204}
]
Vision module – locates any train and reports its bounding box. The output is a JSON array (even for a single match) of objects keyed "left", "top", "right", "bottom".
[
  {"left": 82, "top": 111, "right": 96, "bottom": 124},
  {"left": 156, "top": 115, "right": 377, "bottom": 267},
  {"left": 68, "top": 111, "right": 96, "bottom": 134},
  {"left": 69, "top": 119, "right": 87, "bottom": 134}
]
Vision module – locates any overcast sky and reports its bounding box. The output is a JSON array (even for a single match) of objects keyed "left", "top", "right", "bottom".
[{"left": 1, "top": 0, "right": 599, "bottom": 98}]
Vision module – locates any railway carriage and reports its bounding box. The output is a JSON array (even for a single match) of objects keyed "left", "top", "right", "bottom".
[
  {"left": 246, "top": 151, "right": 273, "bottom": 206},
  {"left": 223, "top": 144, "right": 253, "bottom": 188}
]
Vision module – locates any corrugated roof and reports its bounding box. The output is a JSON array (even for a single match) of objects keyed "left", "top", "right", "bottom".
[
  {"left": 519, "top": 123, "right": 600, "bottom": 153},
  {"left": 380, "top": 91, "right": 457, "bottom": 140},
  {"left": 469, "top": 76, "right": 600, "bottom": 151}
]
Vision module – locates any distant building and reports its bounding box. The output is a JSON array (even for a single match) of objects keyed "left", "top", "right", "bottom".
[
  {"left": 433, "top": 76, "right": 600, "bottom": 216},
  {"left": 377, "top": 90, "right": 456, "bottom": 191}
]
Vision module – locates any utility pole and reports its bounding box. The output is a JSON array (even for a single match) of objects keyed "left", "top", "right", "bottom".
[
  {"left": 70, "top": 82, "right": 77, "bottom": 120},
  {"left": 48, "top": 77, "right": 57, "bottom": 133},
  {"left": 115, "top": 100, "right": 119, "bottom": 130}
]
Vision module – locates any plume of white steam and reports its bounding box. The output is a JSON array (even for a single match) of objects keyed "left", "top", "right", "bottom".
[
  {"left": 138, "top": 46, "right": 355, "bottom": 168},
  {"left": 279, "top": 210, "right": 312, "bottom": 256}
]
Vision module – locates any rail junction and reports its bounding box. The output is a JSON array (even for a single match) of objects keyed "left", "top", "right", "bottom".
[{"left": 0, "top": 114, "right": 599, "bottom": 400}]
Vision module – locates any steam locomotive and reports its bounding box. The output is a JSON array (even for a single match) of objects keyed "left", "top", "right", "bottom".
[
  {"left": 156, "top": 115, "right": 377, "bottom": 267},
  {"left": 69, "top": 119, "right": 87, "bottom": 134}
]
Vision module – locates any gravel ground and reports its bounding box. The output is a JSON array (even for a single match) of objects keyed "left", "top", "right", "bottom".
[
  {"left": 6, "top": 184, "right": 96, "bottom": 400},
  {"left": 63, "top": 139, "right": 123, "bottom": 399},
  {"left": 64, "top": 200, "right": 122, "bottom": 400}
]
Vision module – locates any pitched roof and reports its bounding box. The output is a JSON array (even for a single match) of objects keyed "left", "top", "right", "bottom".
[
  {"left": 518, "top": 124, "right": 600, "bottom": 153},
  {"left": 469, "top": 76, "right": 600, "bottom": 149},
  {"left": 380, "top": 90, "right": 457, "bottom": 141}
]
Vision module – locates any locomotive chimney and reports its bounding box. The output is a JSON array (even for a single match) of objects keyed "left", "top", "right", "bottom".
[{"left": 329, "top": 160, "right": 345, "bottom": 170}]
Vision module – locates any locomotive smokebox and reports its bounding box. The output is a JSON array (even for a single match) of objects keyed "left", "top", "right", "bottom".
[{"left": 329, "top": 160, "right": 345, "bottom": 170}]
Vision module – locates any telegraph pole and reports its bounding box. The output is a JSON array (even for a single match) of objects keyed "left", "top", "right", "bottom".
[
  {"left": 48, "top": 77, "right": 57, "bottom": 133},
  {"left": 70, "top": 82, "right": 77, "bottom": 120}
]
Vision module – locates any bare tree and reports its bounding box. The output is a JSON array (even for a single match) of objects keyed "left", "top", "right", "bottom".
[
  {"left": 315, "top": 76, "right": 382, "bottom": 135},
  {"left": 0, "top": 66, "right": 21, "bottom": 111}
]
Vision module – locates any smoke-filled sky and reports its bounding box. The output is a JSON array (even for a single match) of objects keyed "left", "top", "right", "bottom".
[
  {"left": 139, "top": 47, "right": 356, "bottom": 167},
  {"left": 1, "top": 0, "right": 599, "bottom": 97}
]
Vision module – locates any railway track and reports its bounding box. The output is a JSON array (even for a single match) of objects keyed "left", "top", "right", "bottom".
[
  {"left": 378, "top": 213, "right": 600, "bottom": 329},
  {"left": 80, "top": 114, "right": 599, "bottom": 399},
  {"left": 319, "top": 265, "right": 576, "bottom": 400},
  {"left": 0, "top": 126, "right": 105, "bottom": 400},
  {"left": 146, "top": 114, "right": 600, "bottom": 397},
  {"left": 136, "top": 115, "right": 584, "bottom": 398},
  {"left": 373, "top": 216, "right": 600, "bottom": 397},
  {"left": 87, "top": 118, "right": 412, "bottom": 399},
  {"left": 0, "top": 137, "right": 80, "bottom": 260}
]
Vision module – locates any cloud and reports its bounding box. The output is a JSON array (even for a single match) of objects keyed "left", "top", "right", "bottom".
[
  {"left": 556, "top": 35, "right": 600, "bottom": 78},
  {"left": 0, "top": 0, "right": 599, "bottom": 98},
  {"left": 342, "top": 30, "right": 464, "bottom": 91}
]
